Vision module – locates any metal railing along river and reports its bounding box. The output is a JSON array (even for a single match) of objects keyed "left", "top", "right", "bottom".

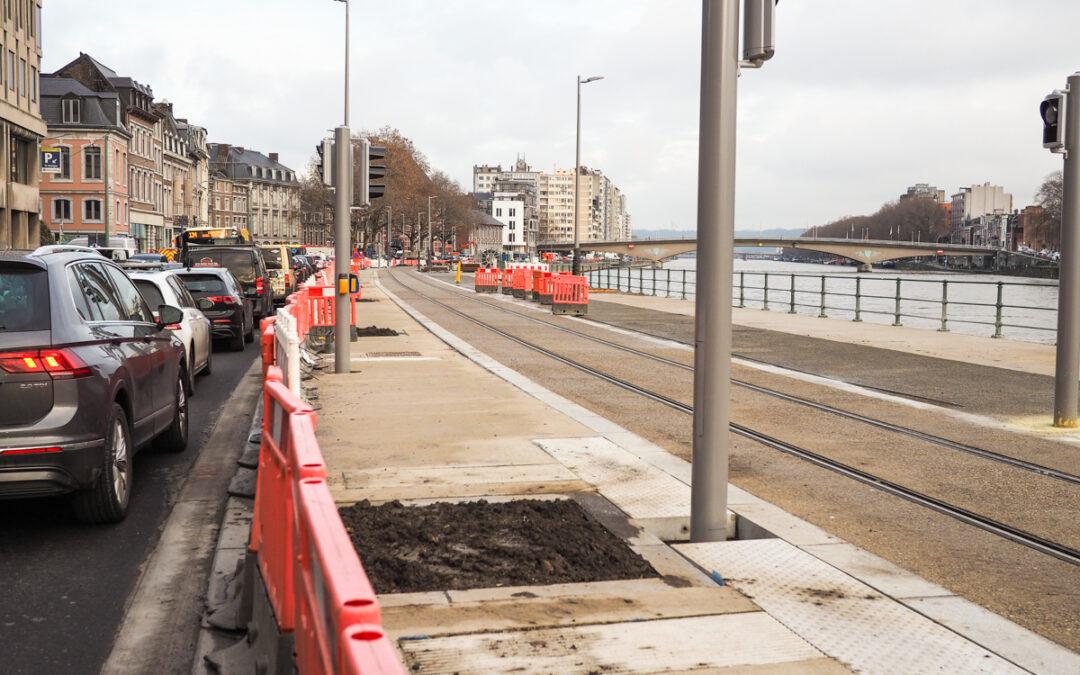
[{"left": 585, "top": 266, "right": 1058, "bottom": 343}]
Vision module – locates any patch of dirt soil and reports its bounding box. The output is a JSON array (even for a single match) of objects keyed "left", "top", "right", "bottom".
[
  {"left": 339, "top": 499, "right": 658, "bottom": 594},
  {"left": 355, "top": 325, "right": 399, "bottom": 336}
]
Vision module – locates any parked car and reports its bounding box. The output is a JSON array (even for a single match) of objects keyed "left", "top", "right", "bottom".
[
  {"left": 258, "top": 244, "right": 294, "bottom": 304},
  {"left": 293, "top": 254, "right": 317, "bottom": 280},
  {"left": 182, "top": 245, "right": 273, "bottom": 319},
  {"left": 129, "top": 269, "right": 213, "bottom": 391},
  {"left": 130, "top": 253, "right": 168, "bottom": 263},
  {"left": 174, "top": 267, "right": 254, "bottom": 352},
  {"left": 0, "top": 246, "right": 189, "bottom": 523}
]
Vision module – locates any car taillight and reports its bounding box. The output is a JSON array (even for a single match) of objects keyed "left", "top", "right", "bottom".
[
  {"left": 256, "top": 278, "right": 264, "bottom": 295},
  {"left": 0, "top": 349, "right": 91, "bottom": 379},
  {"left": 285, "top": 272, "right": 291, "bottom": 286},
  {"left": 207, "top": 295, "right": 239, "bottom": 305},
  {"left": 164, "top": 323, "right": 182, "bottom": 330},
  {"left": 2, "top": 446, "right": 62, "bottom": 456}
]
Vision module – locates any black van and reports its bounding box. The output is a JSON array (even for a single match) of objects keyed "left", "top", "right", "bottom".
[{"left": 183, "top": 246, "right": 274, "bottom": 319}]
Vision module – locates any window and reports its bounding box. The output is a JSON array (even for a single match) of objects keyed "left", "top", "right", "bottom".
[
  {"left": 70, "top": 263, "right": 124, "bottom": 322},
  {"left": 133, "top": 279, "right": 166, "bottom": 312},
  {"left": 104, "top": 265, "right": 154, "bottom": 323},
  {"left": 61, "top": 97, "right": 79, "bottom": 123},
  {"left": 52, "top": 198, "right": 71, "bottom": 221},
  {"left": 18, "top": 57, "right": 25, "bottom": 96},
  {"left": 84, "top": 146, "right": 102, "bottom": 179},
  {"left": 167, "top": 276, "right": 196, "bottom": 308},
  {"left": 84, "top": 199, "right": 102, "bottom": 222},
  {"left": 495, "top": 207, "right": 502, "bottom": 217},
  {"left": 509, "top": 208, "right": 516, "bottom": 217},
  {"left": 30, "top": 65, "right": 35, "bottom": 102},
  {"left": 115, "top": 200, "right": 120, "bottom": 223},
  {"left": 10, "top": 135, "right": 31, "bottom": 184},
  {"left": 57, "top": 146, "right": 71, "bottom": 179}
]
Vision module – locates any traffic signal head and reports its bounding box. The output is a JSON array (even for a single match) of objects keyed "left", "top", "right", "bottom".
[
  {"left": 743, "top": 0, "right": 776, "bottom": 64},
  {"left": 1041, "top": 90, "right": 1067, "bottom": 153},
  {"left": 354, "top": 138, "right": 387, "bottom": 207},
  {"left": 316, "top": 138, "right": 333, "bottom": 185}
]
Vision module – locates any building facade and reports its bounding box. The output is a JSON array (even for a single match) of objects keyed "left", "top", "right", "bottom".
[
  {"left": 208, "top": 143, "right": 300, "bottom": 242},
  {"left": 40, "top": 76, "right": 130, "bottom": 244},
  {"left": 0, "top": 0, "right": 46, "bottom": 249},
  {"left": 208, "top": 172, "right": 249, "bottom": 231},
  {"left": 950, "top": 183, "right": 1013, "bottom": 234},
  {"left": 900, "top": 183, "right": 946, "bottom": 203}
]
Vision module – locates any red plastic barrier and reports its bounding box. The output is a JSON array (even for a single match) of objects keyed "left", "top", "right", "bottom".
[
  {"left": 261, "top": 317, "right": 276, "bottom": 375},
  {"left": 551, "top": 275, "right": 589, "bottom": 315},
  {"left": 501, "top": 268, "right": 514, "bottom": 294},
  {"left": 250, "top": 366, "right": 325, "bottom": 632},
  {"left": 474, "top": 268, "right": 499, "bottom": 292},
  {"left": 535, "top": 272, "right": 555, "bottom": 305}
]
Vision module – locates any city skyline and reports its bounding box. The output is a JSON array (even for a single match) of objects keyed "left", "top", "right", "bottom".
[{"left": 41, "top": 0, "right": 1080, "bottom": 233}]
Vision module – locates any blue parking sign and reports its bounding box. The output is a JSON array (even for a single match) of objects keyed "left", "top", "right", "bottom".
[{"left": 41, "top": 146, "right": 61, "bottom": 173}]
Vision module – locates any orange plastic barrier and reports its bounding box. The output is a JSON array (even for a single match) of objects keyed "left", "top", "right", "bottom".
[
  {"left": 531, "top": 270, "right": 548, "bottom": 302},
  {"left": 551, "top": 275, "right": 589, "bottom": 316},
  {"left": 511, "top": 268, "right": 534, "bottom": 299},
  {"left": 474, "top": 268, "right": 499, "bottom": 293},
  {"left": 249, "top": 366, "right": 324, "bottom": 631},
  {"left": 260, "top": 318, "right": 276, "bottom": 376},
  {"left": 535, "top": 272, "right": 557, "bottom": 305}
]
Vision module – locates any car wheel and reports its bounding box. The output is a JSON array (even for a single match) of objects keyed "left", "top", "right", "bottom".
[
  {"left": 156, "top": 374, "right": 189, "bottom": 453},
  {"left": 185, "top": 354, "right": 196, "bottom": 396},
  {"left": 231, "top": 323, "right": 246, "bottom": 352},
  {"left": 71, "top": 403, "right": 132, "bottom": 524}
]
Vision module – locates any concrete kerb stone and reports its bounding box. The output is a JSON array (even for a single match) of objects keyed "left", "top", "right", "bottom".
[{"left": 375, "top": 272, "right": 1074, "bottom": 673}]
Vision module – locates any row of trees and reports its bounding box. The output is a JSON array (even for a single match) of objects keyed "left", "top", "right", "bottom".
[
  {"left": 1027, "top": 171, "right": 1062, "bottom": 250},
  {"left": 800, "top": 195, "right": 949, "bottom": 242},
  {"left": 299, "top": 126, "right": 480, "bottom": 252}
]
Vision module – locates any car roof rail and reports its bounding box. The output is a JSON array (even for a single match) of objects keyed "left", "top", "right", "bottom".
[{"left": 32, "top": 244, "right": 100, "bottom": 256}]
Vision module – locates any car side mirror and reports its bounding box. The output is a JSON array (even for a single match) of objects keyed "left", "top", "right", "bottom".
[
  {"left": 196, "top": 297, "right": 213, "bottom": 311},
  {"left": 157, "top": 304, "right": 184, "bottom": 328}
]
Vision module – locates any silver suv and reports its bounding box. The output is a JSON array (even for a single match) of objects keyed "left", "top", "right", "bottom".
[{"left": 0, "top": 247, "right": 189, "bottom": 523}]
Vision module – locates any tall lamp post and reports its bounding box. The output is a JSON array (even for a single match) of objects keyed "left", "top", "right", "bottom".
[
  {"left": 427, "top": 195, "right": 436, "bottom": 265},
  {"left": 331, "top": 0, "right": 352, "bottom": 374},
  {"left": 572, "top": 75, "right": 604, "bottom": 275}
]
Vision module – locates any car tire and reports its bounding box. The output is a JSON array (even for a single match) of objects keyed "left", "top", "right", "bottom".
[
  {"left": 185, "top": 354, "right": 196, "bottom": 396},
  {"left": 71, "top": 403, "right": 132, "bottom": 524},
  {"left": 156, "top": 374, "right": 189, "bottom": 453}
]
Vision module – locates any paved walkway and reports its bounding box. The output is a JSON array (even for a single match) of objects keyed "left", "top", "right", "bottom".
[
  {"left": 306, "top": 271, "right": 1075, "bottom": 674},
  {"left": 590, "top": 293, "right": 1056, "bottom": 377}
]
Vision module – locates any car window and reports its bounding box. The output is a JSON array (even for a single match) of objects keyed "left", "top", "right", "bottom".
[
  {"left": 0, "top": 264, "right": 50, "bottom": 332},
  {"left": 73, "top": 263, "right": 125, "bottom": 321},
  {"left": 260, "top": 247, "right": 283, "bottom": 269},
  {"left": 177, "top": 273, "right": 227, "bottom": 294},
  {"left": 103, "top": 264, "right": 155, "bottom": 323},
  {"left": 133, "top": 279, "right": 167, "bottom": 311},
  {"left": 166, "top": 276, "right": 196, "bottom": 308},
  {"left": 226, "top": 271, "right": 244, "bottom": 295},
  {"left": 185, "top": 249, "right": 256, "bottom": 283}
]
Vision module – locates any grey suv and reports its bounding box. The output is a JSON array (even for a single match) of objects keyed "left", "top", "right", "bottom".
[{"left": 0, "top": 246, "right": 189, "bottom": 523}]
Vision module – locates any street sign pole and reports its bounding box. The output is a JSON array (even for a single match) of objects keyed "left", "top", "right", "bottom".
[
  {"left": 691, "top": 0, "right": 739, "bottom": 542},
  {"left": 1054, "top": 73, "right": 1080, "bottom": 427}
]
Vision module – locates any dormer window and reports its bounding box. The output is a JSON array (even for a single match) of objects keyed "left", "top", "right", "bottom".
[{"left": 62, "top": 97, "right": 80, "bottom": 124}]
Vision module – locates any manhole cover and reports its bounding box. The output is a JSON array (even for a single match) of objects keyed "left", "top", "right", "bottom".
[{"left": 364, "top": 351, "right": 422, "bottom": 358}]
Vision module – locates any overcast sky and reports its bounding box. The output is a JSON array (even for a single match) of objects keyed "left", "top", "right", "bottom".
[{"left": 43, "top": 0, "right": 1080, "bottom": 233}]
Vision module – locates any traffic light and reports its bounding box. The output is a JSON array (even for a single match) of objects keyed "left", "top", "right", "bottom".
[
  {"left": 354, "top": 138, "right": 387, "bottom": 207},
  {"left": 315, "top": 137, "right": 333, "bottom": 185},
  {"left": 743, "top": 0, "right": 776, "bottom": 64},
  {"left": 1041, "top": 90, "right": 1067, "bottom": 153}
]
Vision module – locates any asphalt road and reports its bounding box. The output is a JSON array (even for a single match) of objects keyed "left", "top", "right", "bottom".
[{"left": 0, "top": 340, "right": 258, "bottom": 675}]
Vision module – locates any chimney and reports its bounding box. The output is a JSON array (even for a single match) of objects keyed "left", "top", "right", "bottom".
[{"left": 269, "top": 152, "right": 279, "bottom": 163}]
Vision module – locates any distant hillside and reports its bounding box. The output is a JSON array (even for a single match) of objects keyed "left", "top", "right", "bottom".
[{"left": 632, "top": 227, "right": 805, "bottom": 240}]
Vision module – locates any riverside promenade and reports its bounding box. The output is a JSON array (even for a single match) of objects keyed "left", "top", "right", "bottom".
[{"left": 303, "top": 268, "right": 1077, "bottom": 674}]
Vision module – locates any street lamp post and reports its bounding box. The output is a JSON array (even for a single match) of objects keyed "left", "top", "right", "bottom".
[
  {"left": 573, "top": 75, "right": 604, "bottom": 275},
  {"left": 427, "top": 195, "right": 435, "bottom": 265},
  {"left": 332, "top": 0, "right": 352, "bottom": 374}
]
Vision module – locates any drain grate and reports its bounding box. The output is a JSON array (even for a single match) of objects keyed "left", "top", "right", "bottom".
[{"left": 364, "top": 351, "right": 422, "bottom": 358}]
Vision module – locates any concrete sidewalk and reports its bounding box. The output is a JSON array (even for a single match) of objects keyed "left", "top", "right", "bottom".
[
  {"left": 590, "top": 292, "right": 1056, "bottom": 377},
  {"left": 307, "top": 270, "right": 1074, "bottom": 674}
]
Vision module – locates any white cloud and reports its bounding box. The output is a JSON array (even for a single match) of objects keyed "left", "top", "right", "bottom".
[{"left": 43, "top": 0, "right": 1080, "bottom": 233}]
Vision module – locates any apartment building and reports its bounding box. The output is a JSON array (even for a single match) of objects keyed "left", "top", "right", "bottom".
[
  {"left": 208, "top": 143, "right": 299, "bottom": 242},
  {"left": 208, "top": 171, "right": 249, "bottom": 231},
  {"left": 0, "top": 0, "right": 45, "bottom": 249},
  {"left": 950, "top": 183, "right": 1013, "bottom": 232},
  {"left": 40, "top": 75, "right": 130, "bottom": 243}
]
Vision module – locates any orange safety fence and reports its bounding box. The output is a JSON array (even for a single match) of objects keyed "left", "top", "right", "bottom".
[
  {"left": 551, "top": 275, "right": 589, "bottom": 315},
  {"left": 501, "top": 268, "right": 514, "bottom": 294},
  {"left": 474, "top": 267, "right": 500, "bottom": 292}
]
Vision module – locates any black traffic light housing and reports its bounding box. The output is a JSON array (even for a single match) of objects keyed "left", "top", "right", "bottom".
[
  {"left": 315, "top": 137, "right": 333, "bottom": 185},
  {"left": 1042, "top": 91, "right": 1067, "bottom": 153},
  {"left": 354, "top": 138, "right": 387, "bottom": 207}
]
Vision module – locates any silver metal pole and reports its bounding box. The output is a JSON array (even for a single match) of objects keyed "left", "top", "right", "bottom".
[
  {"left": 344, "top": 0, "right": 350, "bottom": 126},
  {"left": 573, "top": 77, "right": 582, "bottom": 275},
  {"left": 333, "top": 126, "right": 352, "bottom": 374},
  {"left": 691, "top": 0, "right": 737, "bottom": 543},
  {"left": 1054, "top": 73, "right": 1080, "bottom": 427},
  {"left": 427, "top": 196, "right": 434, "bottom": 265},
  {"left": 386, "top": 205, "right": 392, "bottom": 268}
]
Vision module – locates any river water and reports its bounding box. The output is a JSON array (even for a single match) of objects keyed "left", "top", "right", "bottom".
[{"left": 585, "top": 259, "right": 1058, "bottom": 344}]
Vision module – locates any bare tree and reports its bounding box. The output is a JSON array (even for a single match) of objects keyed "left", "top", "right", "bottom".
[{"left": 1031, "top": 171, "right": 1063, "bottom": 249}]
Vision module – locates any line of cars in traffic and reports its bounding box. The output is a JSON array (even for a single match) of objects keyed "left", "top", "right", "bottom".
[{"left": 0, "top": 242, "right": 325, "bottom": 524}]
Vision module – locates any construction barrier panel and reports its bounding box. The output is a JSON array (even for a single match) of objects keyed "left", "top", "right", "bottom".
[
  {"left": 536, "top": 272, "right": 557, "bottom": 306},
  {"left": 474, "top": 268, "right": 500, "bottom": 293},
  {"left": 552, "top": 275, "right": 589, "bottom": 316},
  {"left": 261, "top": 318, "right": 277, "bottom": 377},
  {"left": 511, "top": 268, "right": 534, "bottom": 299},
  {"left": 501, "top": 268, "right": 514, "bottom": 295},
  {"left": 531, "top": 270, "right": 548, "bottom": 302}
]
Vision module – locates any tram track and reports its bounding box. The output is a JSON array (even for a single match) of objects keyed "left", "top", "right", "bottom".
[
  {"left": 384, "top": 269, "right": 1080, "bottom": 567},
  {"left": 397, "top": 270, "right": 1080, "bottom": 487}
]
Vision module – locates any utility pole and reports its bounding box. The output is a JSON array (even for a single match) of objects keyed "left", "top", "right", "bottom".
[
  {"left": 427, "top": 195, "right": 435, "bottom": 265},
  {"left": 333, "top": 0, "right": 352, "bottom": 374},
  {"left": 1049, "top": 74, "right": 1080, "bottom": 427},
  {"left": 417, "top": 211, "right": 423, "bottom": 262},
  {"left": 573, "top": 75, "right": 604, "bottom": 275},
  {"left": 386, "top": 204, "right": 392, "bottom": 267}
]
